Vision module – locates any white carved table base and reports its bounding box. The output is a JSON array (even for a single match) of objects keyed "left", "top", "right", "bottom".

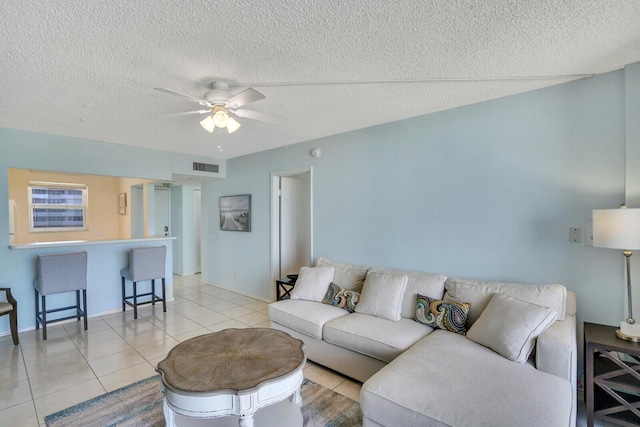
[
  {"left": 160, "top": 369, "right": 303, "bottom": 427},
  {"left": 156, "top": 328, "right": 305, "bottom": 427}
]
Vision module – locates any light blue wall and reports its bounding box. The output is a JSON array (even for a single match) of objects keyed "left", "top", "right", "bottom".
[
  {"left": 202, "top": 67, "right": 634, "bottom": 349},
  {"left": 0, "top": 129, "right": 225, "bottom": 334}
]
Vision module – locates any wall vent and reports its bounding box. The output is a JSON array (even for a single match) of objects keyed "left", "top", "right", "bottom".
[{"left": 193, "top": 162, "right": 219, "bottom": 173}]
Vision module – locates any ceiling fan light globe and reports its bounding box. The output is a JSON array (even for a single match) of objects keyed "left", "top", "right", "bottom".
[
  {"left": 200, "top": 115, "right": 215, "bottom": 133},
  {"left": 212, "top": 105, "right": 230, "bottom": 128},
  {"left": 213, "top": 111, "right": 229, "bottom": 128},
  {"left": 227, "top": 117, "right": 241, "bottom": 133}
]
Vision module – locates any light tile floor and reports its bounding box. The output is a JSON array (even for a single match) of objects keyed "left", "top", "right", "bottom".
[{"left": 0, "top": 274, "right": 360, "bottom": 427}]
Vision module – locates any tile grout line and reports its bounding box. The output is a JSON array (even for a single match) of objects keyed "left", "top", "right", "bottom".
[{"left": 19, "top": 340, "right": 41, "bottom": 427}]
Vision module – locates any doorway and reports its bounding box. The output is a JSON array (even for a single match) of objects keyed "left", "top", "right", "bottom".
[
  {"left": 270, "top": 168, "right": 313, "bottom": 298},
  {"left": 131, "top": 184, "right": 171, "bottom": 238},
  {"left": 130, "top": 185, "right": 144, "bottom": 238},
  {"left": 154, "top": 186, "right": 171, "bottom": 237},
  {"left": 194, "top": 188, "right": 201, "bottom": 273}
]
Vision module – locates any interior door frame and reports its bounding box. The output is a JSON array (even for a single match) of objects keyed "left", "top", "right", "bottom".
[
  {"left": 153, "top": 186, "right": 171, "bottom": 236},
  {"left": 194, "top": 188, "right": 201, "bottom": 273},
  {"left": 270, "top": 167, "right": 313, "bottom": 301},
  {"left": 130, "top": 184, "right": 144, "bottom": 238}
]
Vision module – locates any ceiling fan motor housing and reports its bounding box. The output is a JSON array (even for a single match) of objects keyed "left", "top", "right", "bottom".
[{"left": 202, "top": 81, "right": 232, "bottom": 107}]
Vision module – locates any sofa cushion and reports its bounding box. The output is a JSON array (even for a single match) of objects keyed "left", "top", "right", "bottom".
[
  {"left": 360, "top": 330, "right": 573, "bottom": 427},
  {"left": 314, "top": 257, "right": 368, "bottom": 292},
  {"left": 444, "top": 278, "right": 567, "bottom": 325},
  {"left": 268, "top": 299, "right": 348, "bottom": 339},
  {"left": 290, "top": 266, "right": 334, "bottom": 302},
  {"left": 324, "top": 313, "right": 433, "bottom": 363},
  {"left": 355, "top": 270, "right": 407, "bottom": 321},
  {"left": 415, "top": 294, "right": 471, "bottom": 335},
  {"left": 369, "top": 267, "right": 447, "bottom": 319},
  {"left": 322, "top": 282, "right": 360, "bottom": 312},
  {"left": 467, "top": 293, "right": 557, "bottom": 363}
]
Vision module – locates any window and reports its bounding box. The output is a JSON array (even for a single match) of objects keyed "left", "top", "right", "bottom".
[{"left": 28, "top": 182, "right": 88, "bottom": 232}]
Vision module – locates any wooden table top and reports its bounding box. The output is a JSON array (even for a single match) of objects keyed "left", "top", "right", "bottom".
[
  {"left": 584, "top": 322, "right": 640, "bottom": 353},
  {"left": 157, "top": 328, "right": 305, "bottom": 394}
]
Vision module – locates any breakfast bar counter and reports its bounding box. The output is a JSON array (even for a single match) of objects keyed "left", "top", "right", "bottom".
[
  {"left": 3, "top": 236, "right": 176, "bottom": 337},
  {"left": 9, "top": 236, "right": 176, "bottom": 250}
]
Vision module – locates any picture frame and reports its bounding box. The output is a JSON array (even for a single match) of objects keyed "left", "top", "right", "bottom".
[
  {"left": 119, "top": 193, "right": 127, "bottom": 215},
  {"left": 220, "top": 194, "right": 251, "bottom": 231}
]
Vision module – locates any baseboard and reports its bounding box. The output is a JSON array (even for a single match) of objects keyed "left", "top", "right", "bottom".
[{"left": 198, "top": 280, "right": 272, "bottom": 303}]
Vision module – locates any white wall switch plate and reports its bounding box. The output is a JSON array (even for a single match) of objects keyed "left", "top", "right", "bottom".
[{"left": 569, "top": 227, "right": 581, "bottom": 243}]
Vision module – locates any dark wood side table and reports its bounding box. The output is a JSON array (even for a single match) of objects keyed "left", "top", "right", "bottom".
[
  {"left": 276, "top": 277, "right": 296, "bottom": 300},
  {"left": 585, "top": 322, "right": 640, "bottom": 427}
]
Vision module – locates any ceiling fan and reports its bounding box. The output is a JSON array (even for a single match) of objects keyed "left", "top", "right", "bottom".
[{"left": 154, "top": 81, "right": 280, "bottom": 134}]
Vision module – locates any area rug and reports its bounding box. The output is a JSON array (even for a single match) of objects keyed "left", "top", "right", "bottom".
[{"left": 45, "top": 375, "right": 362, "bottom": 427}]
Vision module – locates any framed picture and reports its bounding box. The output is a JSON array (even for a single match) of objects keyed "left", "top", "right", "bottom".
[
  {"left": 119, "top": 193, "right": 127, "bottom": 215},
  {"left": 220, "top": 194, "right": 251, "bottom": 231}
]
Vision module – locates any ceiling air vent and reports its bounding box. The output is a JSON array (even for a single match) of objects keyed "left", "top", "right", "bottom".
[{"left": 193, "top": 162, "right": 219, "bottom": 173}]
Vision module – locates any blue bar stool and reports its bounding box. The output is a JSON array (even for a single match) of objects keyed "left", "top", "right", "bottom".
[
  {"left": 121, "top": 246, "right": 167, "bottom": 319},
  {"left": 34, "top": 251, "right": 88, "bottom": 340}
]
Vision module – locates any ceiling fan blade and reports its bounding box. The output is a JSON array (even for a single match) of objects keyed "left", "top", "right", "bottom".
[
  {"left": 227, "top": 87, "right": 266, "bottom": 108},
  {"left": 159, "top": 110, "right": 210, "bottom": 118},
  {"left": 233, "top": 108, "right": 284, "bottom": 124},
  {"left": 154, "top": 88, "right": 210, "bottom": 105}
]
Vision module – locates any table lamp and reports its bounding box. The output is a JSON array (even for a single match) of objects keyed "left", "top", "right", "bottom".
[{"left": 593, "top": 205, "right": 640, "bottom": 341}]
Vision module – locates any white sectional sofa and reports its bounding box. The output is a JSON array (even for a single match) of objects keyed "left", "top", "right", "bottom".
[{"left": 268, "top": 257, "right": 577, "bottom": 427}]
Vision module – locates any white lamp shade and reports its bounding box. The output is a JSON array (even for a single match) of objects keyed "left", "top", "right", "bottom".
[
  {"left": 593, "top": 208, "right": 640, "bottom": 250},
  {"left": 226, "top": 117, "right": 241, "bottom": 133},
  {"left": 200, "top": 116, "right": 215, "bottom": 133}
]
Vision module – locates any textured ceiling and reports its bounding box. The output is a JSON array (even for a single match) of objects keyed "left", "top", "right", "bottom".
[{"left": 1, "top": 1, "right": 640, "bottom": 160}]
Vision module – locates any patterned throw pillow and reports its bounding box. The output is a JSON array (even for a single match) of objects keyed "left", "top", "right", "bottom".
[
  {"left": 323, "top": 282, "right": 360, "bottom": 312},
  {"left": 415, "top": 294, "right": 471, "bottom": 335}
]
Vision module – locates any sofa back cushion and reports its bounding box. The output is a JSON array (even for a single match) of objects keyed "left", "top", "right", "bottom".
[
  {"left": 368, "top": 267, "right": 447, "bottom": 318},
  {"left": 444, "top": 278, "right": 567, "bottom": 325},
  {"left": 315, "top": 257, "right": 369, "bottom": 293}
]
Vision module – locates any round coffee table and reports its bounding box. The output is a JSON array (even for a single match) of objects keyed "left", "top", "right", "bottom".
[{"left": 156, "top": 328, "right": 305, "bottom": 427}]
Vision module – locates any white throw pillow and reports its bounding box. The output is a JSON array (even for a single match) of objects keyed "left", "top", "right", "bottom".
[
  {"left": 355, "top": 271, "right": 407, "bottom": 322},
  {"left": 290, "top": 266, "right": 335, "bottom": 302},
  {"left": 466, "top": 293, "right": 557, "bottom": 363}
]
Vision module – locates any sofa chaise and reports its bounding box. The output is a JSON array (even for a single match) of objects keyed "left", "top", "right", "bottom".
[{"left": 268, "top": 257, "right": 577, "bottom": 427}]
